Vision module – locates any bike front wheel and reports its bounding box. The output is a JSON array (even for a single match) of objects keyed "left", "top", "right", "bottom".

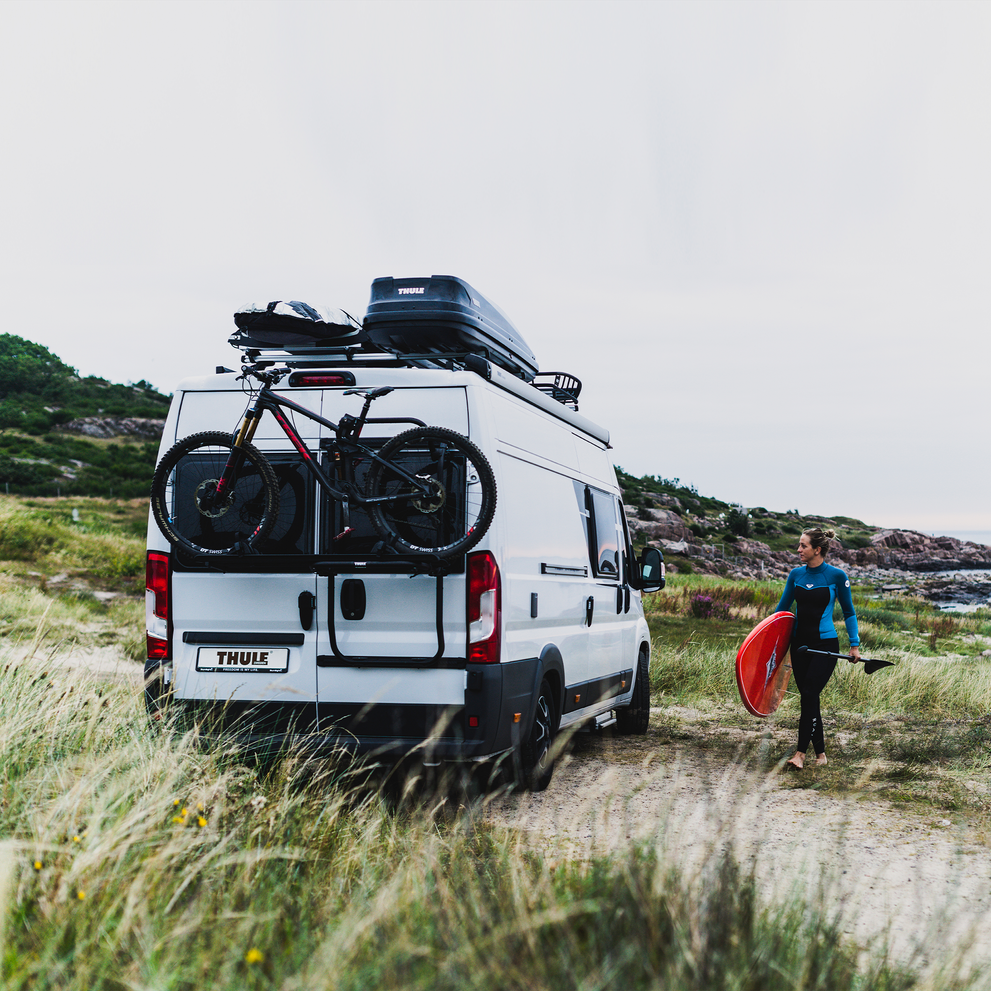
[
  {"left": 364, "top": 427, "right": 497, "bottom": 557},
  {"left": 150, "top": 431, "right": 281, "bottom": 556}
]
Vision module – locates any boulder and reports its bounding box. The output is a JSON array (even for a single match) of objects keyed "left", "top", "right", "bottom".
[
  {"left": 643, "top": 492, "right": 683, "bottom": 512},
  {"left": 729, "top": 537, "right": 774, "bottom": 557},
  {"left": 625, "top": 505, "right": 692, "bottom": 543}
]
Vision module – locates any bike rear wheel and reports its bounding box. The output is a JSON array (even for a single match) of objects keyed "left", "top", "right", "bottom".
[
  {"left": 150, "top": 431, "right": 281, "bottom": 556},
  {"left": 364, "top": 427, "right": 496, "bottom": 557}
]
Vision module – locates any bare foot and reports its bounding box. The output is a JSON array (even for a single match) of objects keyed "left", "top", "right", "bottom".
[
  {"left": 785, "top": 752, "right": 805, "bottom": 770},
  {"left": 815, "top": 753, "right": 828, "bottom": 766}
]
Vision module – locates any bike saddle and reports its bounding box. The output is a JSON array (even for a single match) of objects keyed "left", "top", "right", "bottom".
[{"left": 344, "top": 387, "right": 394, "bottom": 399}]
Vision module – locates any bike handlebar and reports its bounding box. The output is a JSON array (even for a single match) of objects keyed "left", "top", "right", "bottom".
[{"left": 239, "top": 364, "right": 287, "bottom": 386}]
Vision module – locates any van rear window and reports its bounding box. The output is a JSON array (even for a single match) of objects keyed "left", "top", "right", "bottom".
[{"left": 167, "top": 453, "right": 313, "bottom": 556}]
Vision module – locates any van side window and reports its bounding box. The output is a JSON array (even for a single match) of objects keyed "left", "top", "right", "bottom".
[
  {"left": 619, "top": 499, "right": 632, "bottom": 584},
  {"left": 586, "top": 486, "right": 620, "bottom": 579}
]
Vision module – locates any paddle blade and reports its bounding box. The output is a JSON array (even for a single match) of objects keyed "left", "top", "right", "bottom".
[{"left": 863, "top": 659, "right": 895, "bottom": 674}]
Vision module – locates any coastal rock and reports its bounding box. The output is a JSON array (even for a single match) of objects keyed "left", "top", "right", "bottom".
[
  {"left": 675, "top": 528, "right": 991, "bottom": 582},
  {"left": 625, "top": 506, "right": 692, "bottom": 543},
  {"left": 641, "top": 493, "right": 684, "bottom": 512},
  {"left": 55, "top": 417, "right": 165, "bottom": 440},
  {"left": 865, "top": 530, "right": 991, "bottom": 571},
  {"left": 728, "top": 537, "right": 774, "bottom": 557}
]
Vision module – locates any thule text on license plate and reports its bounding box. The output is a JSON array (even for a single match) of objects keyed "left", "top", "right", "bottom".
[{"left": 196, "top": 647, "right": 290, "bottom": 673}]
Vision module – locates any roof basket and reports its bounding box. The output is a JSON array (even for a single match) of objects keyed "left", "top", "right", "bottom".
[{"left": 532, "top": 372, "right": 582, "bottom": 411}]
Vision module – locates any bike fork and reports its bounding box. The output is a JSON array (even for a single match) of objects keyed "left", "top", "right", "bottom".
[{"left": 215, "top": 410, "right": 262, "bottom": 500}]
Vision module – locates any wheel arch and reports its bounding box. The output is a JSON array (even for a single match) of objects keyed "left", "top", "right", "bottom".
[{"left": 534, "top": 643, "right": 565, "bottom": 731}]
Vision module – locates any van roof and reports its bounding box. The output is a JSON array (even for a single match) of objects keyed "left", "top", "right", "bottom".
[{"left": 177, "top": 362, "right": 610, "bottom": 447}]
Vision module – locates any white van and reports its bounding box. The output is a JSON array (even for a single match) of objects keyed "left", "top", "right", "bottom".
[{"left": 145, "top": 277, "right": 664, "bottom": 789}]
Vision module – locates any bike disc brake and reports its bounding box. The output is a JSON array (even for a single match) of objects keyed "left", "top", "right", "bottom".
[
  {"left": 410, "top": 475, "right": 446, "bottom": 513},
  {"left": 194, "top": 478, "right": 236, "bottom": 519}
]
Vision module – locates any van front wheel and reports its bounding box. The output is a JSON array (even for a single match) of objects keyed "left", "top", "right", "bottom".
[
  {"left": 519, "top": 679, "right": 556, "bottom": 791},
  {"left": 616, "top": 650, "right": 650, "bottom": 735}
]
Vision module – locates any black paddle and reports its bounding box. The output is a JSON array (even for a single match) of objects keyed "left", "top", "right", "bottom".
[{"left": 796, "top": 646, "right": 894, "bottom": 674}]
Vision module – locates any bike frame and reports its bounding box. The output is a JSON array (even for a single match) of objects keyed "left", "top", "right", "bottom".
[{"left": 213, "top": 377, "right": 431, "bottom": 510}]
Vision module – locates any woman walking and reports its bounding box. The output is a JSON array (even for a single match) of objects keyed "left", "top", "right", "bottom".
[{"left": 776, "top": 527, "right": 860, "bottom": 769}]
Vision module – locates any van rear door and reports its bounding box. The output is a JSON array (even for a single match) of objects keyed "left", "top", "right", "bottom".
[
  {"left": 167, "top": 387, "right": 325, "bottom": 736},
  {"left": 171, "top": 570, "right": 319, "bottom": 736},
  {"left": 311, "top": 386, "right": 471, "bottom": 736}
]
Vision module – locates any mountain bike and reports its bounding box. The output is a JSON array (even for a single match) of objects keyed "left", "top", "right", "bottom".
[{"left": 150, "top": 364, "right": 497, "bottom": 559}]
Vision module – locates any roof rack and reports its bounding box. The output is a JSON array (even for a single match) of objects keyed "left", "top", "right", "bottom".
[
  {"left": 532, "top": 372, "right": 582, "bottom": 411},
  {"left": 236, "top": 347, "right": 584, "bottom": 411}
]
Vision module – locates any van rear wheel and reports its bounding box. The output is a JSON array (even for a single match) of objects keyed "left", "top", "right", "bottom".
[
  {"left": 518, "top": 679, "right": 556, "bottom": 791},
  {"left": 151, "top": 431, "right": 281, "bottom": 556},
  {"left": 365, "top": 426, "right": 496, "bottom": 558}
]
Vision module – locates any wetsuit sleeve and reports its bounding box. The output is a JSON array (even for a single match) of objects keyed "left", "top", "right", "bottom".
[
  {"left": 775, "top": 571, "right": 797, "bottom": 614},
  {"left": 835, "top": 572, "right": 860, "bottom": 646}
]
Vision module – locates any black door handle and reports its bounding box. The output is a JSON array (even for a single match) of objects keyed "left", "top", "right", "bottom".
[
  {"left": 298, "top": 591, "right": 315, "bottom": 631},
  {"left": 616, "top": 587, "right": 623, "bottom": 614},
  {"left": 586, "top": 596, "right": 594, "bottom": 626}
]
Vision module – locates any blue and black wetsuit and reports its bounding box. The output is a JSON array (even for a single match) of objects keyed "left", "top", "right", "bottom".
[{"left": 776, "top": 562, "right": 859, "bottom": 756}]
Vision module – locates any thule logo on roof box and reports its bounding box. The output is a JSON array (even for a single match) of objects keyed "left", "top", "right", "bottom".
[{"left": 397, "top": 287, "right": 425, "bottom": 295}]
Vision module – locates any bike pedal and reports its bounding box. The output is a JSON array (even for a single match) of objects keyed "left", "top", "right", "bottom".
[{"left": 333, "top": 527, "right": 356, "bottom": 542}]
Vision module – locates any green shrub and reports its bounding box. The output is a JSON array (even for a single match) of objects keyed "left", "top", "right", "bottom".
[
  {"left": 0, "top": 511, "right": 64, "bottom": 559},
  {"left": 841, "top": 533, "right": 872, "bottom": 550},
  {"left": 726, "top": 507, "right": 750, "bottom": 537}
]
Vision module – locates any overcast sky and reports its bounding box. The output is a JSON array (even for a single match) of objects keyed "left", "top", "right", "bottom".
[{"left": 1, "top": 0, "right": 988, "bottom": 533}]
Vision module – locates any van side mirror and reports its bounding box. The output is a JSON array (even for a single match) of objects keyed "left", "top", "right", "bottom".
[{"left": 635, "top": 547, "right": 665, "bottom": 593}]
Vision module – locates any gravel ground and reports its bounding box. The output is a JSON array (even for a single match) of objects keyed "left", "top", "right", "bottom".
[{"left": 484, "top": 717, "right": 991, "bottom": 971}]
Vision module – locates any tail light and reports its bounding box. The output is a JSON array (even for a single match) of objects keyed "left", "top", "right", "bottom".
[
  {"left": 146, "top": 551, "right": 171, "bottom": 661},
  {"left": 467, "top": 551, "right": 501, "bottom": 664}
]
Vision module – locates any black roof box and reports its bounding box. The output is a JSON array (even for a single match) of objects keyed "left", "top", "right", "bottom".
[{"left": 363, "top": 275, "right": 539, "bottom": 381}]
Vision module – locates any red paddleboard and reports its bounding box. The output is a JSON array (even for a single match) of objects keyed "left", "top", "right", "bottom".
[{"left": 736, "top": 611, "right": 794, "bottom": 717}]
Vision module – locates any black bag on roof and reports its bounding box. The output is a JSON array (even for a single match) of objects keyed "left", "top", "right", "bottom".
[
  {"left": 362, "top": 275, "right": 539, "bottom": 381},
  {"left": 230, "top": 300, "right": 368, "bottom": 352}
]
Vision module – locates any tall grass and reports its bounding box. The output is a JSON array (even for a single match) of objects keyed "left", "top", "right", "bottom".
[
  {"left": 649, "top": 635, "right": 991, "bottom": 720},
  {"left": 0, "top": 645, "right": 968, "bottom": 989},
  {"left": 0, "top": 576, "right": 143, "bottom": 661},
  {"left": 0, "top": 496, "right": 146, "bottom": 591}
]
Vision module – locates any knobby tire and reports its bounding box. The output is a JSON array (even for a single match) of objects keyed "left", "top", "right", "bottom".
[
  {"left": 150, "top": 431, "right": 280, "bottom": 556},
  {"left": 364, "top": 426, "right": 496, "bottom": 558}
]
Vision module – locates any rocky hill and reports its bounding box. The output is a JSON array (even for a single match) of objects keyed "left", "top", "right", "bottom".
[
  {"left": 619, "top": 470, "right": 990, "bottom": 603},
  {"left": 0, "top": 334, "right": 169, "bottom": 498}
]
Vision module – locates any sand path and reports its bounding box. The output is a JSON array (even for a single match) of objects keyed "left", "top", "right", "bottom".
[{"left": 484, "top": 719, "right": 991, "bottom": 969}]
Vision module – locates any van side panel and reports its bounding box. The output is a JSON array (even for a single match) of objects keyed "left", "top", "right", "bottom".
[{"left": 495, "top": 451, "right": 590, "bottom": 689}]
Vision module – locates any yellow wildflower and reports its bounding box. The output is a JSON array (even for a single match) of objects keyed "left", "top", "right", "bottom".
[
  {"left": 76, "top": 890, "right": 85, "bottom": 901},
  {"left": 245, "top": 948, "right": 264, "bottom": 964},
  {"left": 197, "top": 816, "right": 207, "bottom": 828},
  {"left": 32, "top": 860, "right": 41, "bottom": 871}
]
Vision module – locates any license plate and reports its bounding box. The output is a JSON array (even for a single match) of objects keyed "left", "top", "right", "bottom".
[{"left": 196, "top": 647, "right": 290, "bottom": 673}]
